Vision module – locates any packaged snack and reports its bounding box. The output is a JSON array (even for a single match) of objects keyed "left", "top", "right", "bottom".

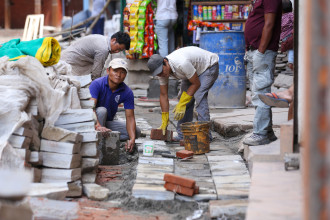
[
  {"left": 147, "top": 13, "right": 153, "bottom": 24},
  {"left": 148, "top": 35, "right": 154, "bottom": 45},
  {"left": 124, "top": 26, "right": 130, "bottom": 34},
  {"left": 136, "top": 41, "right": 144, "bottom": 54},
  {"left": 138, "top": 19, "right": 146, "bottom": 30},
  {"left": 144, "top": 35, "right": 149, "bottom": 45},
  {"left": 148, "top": 46, "right": 154, "bottom": 57},
  {"left": 142, "top": 45, "right": 149, "bottom": 58},
  {"left": 138, "top": 31, "right": 144, "bottom": 42},
  {"left": 149, "top": 25, "right": 154, "bottom": 35},
  {"left": 138, "top": 8, "right": 147, "bottom": 19},
  {"left": 154, "top": 40, "right": 158, "bottom": 51},
  {"left": 129, "top": 31, "right": 138, "bottom": 42},
  {"left": 124, "top": 4, "right": 131, "bottom": 14},
  {"left": 129, "top": 42, "right": 137, "bottom": 54},
  {"left": 140, "top": 0, "right": 151, "bottom": 7}
]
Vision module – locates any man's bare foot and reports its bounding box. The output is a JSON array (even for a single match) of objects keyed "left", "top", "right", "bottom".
[{"left": 266, "top": 90, "right": 293, "bottom": 103}]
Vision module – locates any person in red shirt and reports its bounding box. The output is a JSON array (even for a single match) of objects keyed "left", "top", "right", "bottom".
[{"left": 243, "top": 0, "right": 282, "bottom": 146}]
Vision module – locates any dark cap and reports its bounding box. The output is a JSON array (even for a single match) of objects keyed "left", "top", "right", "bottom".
[{"left": 147, "top": 54, "right": 164, "bottom": 76}]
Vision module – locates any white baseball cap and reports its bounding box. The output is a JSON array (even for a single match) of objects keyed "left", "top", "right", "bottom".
[{"left": 107, "top": 58, "right": 128, "bottom": 73}]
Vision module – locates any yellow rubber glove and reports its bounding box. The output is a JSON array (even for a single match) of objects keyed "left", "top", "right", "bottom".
[
  {"left": 173, "top": 91, "right": 193, "bottom": 121},
  {"left": 158, "top": 112, "right": 169, "bottom": 135}
]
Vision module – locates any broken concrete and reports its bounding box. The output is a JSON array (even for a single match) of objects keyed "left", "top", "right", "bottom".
[{"left": 99, "top": 132, "right": 120, "bottom": 165}]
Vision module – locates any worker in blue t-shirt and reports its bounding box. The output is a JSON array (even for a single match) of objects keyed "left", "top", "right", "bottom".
[{"left": 89, "top": 58, "right": 141, "bottom": 152}]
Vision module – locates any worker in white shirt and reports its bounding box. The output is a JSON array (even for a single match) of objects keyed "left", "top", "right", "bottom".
[
  {"left": 147, "top": 46, "right": 219, "bottom": 141},
  {"left": 155, "top": 0, "right": 178, "bottom": 57}
]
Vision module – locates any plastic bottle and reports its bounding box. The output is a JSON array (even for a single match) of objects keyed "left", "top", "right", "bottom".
[
  {"left": 212, "top": 6, "right": 217, "bottom": 20},
  {"left": 193, "top": 5, "right": 198, "bottom": 20},
  {"left": 216, "top": 5, "right": 221, "bottom": 20},
  {"left": 221, "top": 6, "right": 225, "bottom": 20},
  {"left": 203, "top": 6, "right": 208, "bottom": 20},
  {"left": 208, "top": 6, "right": 212, "bottom": 20},
  {"left": 198, "top": 5, "right": 203, "bottom": 21}
]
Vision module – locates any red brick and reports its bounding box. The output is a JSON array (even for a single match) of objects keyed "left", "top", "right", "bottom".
[
  {"left": 164, "top": 182, "right": 195, "bottom": 197},
  {"left": 163, "top": 173, "right": 195, "bottom": 188},
  {"left": 194, "top": 186, "right": 199, "bottom": 194},
  {"left": 176, "top": 150, "right": 194, "bottom": 159},
  {"left": 150, "top": 129, "right": 173, "bottom": 142}
]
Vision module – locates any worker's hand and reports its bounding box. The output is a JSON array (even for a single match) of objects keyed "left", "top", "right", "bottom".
[
  {"left": 173, "top": 91, "right": 193, "bottom": 121},
  {"left": 158, "top": 112, "right": 169, "bottom": 135},
  {"left": 95, "top": 124, "right": 111, "bottom": 137},
  {"left": 125, "top": 139, "right": 135, "bottom": 152}
]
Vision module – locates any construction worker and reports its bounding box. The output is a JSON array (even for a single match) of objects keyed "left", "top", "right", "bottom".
[
  {"left": 61, "top": 31, "right": 130, "bottom": 79},
  {"left": 89, "top": 58, "right": 141, "bottom": 152},
  {"left": 147, "top": 46, "right": 219, "bottom": 141}
]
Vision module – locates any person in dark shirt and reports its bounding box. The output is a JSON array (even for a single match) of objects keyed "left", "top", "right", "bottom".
[
  {"left": 89, "top": 58, "right": 141, "bottom": 152},
  {"left": 243, "top": 0, "right": 282, "bottom": 146}
]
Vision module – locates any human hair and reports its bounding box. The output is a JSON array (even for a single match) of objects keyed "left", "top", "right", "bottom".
[
  {"left": 282, "top": 0, "right": 293, "bottom": 13},
  {"left": 111, "top": 31, "right": 131, "bottom": 50}
]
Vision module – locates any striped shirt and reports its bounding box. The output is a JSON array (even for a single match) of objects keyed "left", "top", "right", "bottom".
[{"left": 280, "top": 12, "right": 294, "bottom": 41}]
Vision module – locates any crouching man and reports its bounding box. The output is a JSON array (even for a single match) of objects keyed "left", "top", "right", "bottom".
[
  {"left": 89, "top": 58, "right": 141, "bottom": 152},
  {"left": 147, "top": 46, "right": 219, "bottom": 141}
]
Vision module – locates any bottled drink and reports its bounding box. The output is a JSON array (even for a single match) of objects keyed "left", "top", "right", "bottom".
[
  {"left": 198, "top": 5, "right": 203, "bottom": 20},
  {"left": 216, "top": 5, "right": 221, "bottom": 20},
  {"left": 212, "top": 6, "right": 217, "bottom": 20},
  {"left": 203, "top": 6, "right": 208, "bottom": 20},
  {"left": 208, "top": 6, "right": 212, "bottom": 20},
  {"left": 193, "top": 5, "right": 198, "bottom": 20}
]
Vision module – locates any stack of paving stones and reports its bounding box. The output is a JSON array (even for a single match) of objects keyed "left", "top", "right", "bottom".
[{"left": 273, "top": 50, "right": 294, "bottom": 93}]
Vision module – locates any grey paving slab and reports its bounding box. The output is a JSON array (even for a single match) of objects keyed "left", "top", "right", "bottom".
[
  {"left": 209, "top": 161, "right": 247, "bottom": 172},
  {"left": 136, "top": 171, "right": 167, "bottom": 180},
  {"left": 209, "top": 199, "right": 248, "bottom": 218},
  {"left": 211, "top": 169, "right": 249, "bottom": 176},
  {"left": 217, "top": 187, "right": 250, "bottom": 200},
  {"left": 175, "top": 169, "right": 212, "bottom": 177},
  {"left": 134, "top": 179, "right": 165, "bottom": 185},
  {"left": 136, "top": 164, "right": 173, "bottom": 173},
  {"left": 138, "top": 157, "right": 174, "bottom": 166},
  {"left": 213, "top": 175, "right": 251, "bottom": 185},
  {"left": 175, "top": 193, "right": 217, "bottom": 202},
  {"left": 175, "top": 163, "right": 208, "bottom": 170},
  {"left": 207, "top": 155, "right": 243, "bottom": 162},
  {"left": 132, "top": 184, "right": 174, "bottom": 200}
]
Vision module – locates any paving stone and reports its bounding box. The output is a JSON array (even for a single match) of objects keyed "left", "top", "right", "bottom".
[
  {"left": 41, "top": 152, "right": 81, "bottom": 169},
  {"left": 175, "top": 168, "right": 212, "bottom": 177},
  {"left": 211, "top": 169, "right": 249, "bottom": 176},
  {"left": 213, "top": 175, "right": 251, "bottom": 185},
  {"left": 83, "top": 183, "right": 110, "bottom": 201},
  {"left": 209, "top": 161, "right": 247, "bottom": 172},
  {"left": 136, "top": 164, "right": 173, "bottom": 173},
  {"left": 55, "top": 109, "right": 94, "bottom": 126},
  {"left": 0, "top": 169, "right": 32, "bottom": 199},
  {"left": 32, "top": 168, "right": 42, "bottom": 183},
  {"left": 78, "top": 88, "right": 92, "bottom": 100},
  {"left": 41, "top": 168, "right": 81, "bottom": 183},
  {"left": 67, "top": 180, "right": 82, "bottom": 197},
  {"left": 28, "top": 183, "right": 68, "bottom": 200},
  {"left": 0, "top": 146, "right": 29, "bottom": 169},
  {"left": 57, "top": 121, "right": 95, "bottom": 132},
  {"left": 29, "top": 197, "right": 79, "bottom": 219},
  {"left": 41, "top": 126, "right": 82, "bottom": 143},
  {"left": 29, "top": 151, "right": 42, "bottom": 165},
  {"left": 136, "top": 171, "right": 167, "bottom": 180},
  {"left": 40, "top": 139, "right": 81, "bottom": 154},
  {"left": 132, "top": 184, "right": 174, "bottom": 200},
  {"left": 82, "top": 171, "right": 96, "bottom": 183},
  {"left": 67, "top": 74, "right": 92, "bottom": 88},
  {"left": 207, "top": 155, "right": 243, "bottom": 162},
  {"left": 175, "top": 193, "right": 217, "bottom": 202},
  {"left": 135, "top": 179, "right": 165, "bottom": 185},
  {"left": 139, "top": 157, "right": 173, "bottom": 166},
  {"left": 30, "top": 131, "right": 41, "bottom": 151},
  {"left": 209, "top": 199, "right": 248, "bottom": 218},
  {"left": 150, "top": 129, "right": 173, "bottom": 141},
  {"left": 217, "top": 187, "right": 250, "bottom": 199},
  {"left": 80, "top": 100, "right": 95, "bottom": 109},
  {"left": 81, "top": 142, "right": 98, "bottom": 157},
  {"left": 176, "top": 163, "right": 207, "bottom": 170},
  {"left": 82, "top": 158, "right": 99, "bottom": 173},
  {"left": 80, "top": 131, "right": 99, "bottom": 142}
]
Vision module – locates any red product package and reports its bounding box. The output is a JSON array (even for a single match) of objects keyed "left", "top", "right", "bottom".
[
  {"left": 147, "top": 13, "right": 154, "bottom": 24},
  {"left": 149, "top": 25, "right": 154, "bottom": 35},
  {"left": 144, "top": 35, "right": 149, "bottom": 46},
  {"left": 145, "top": 25, "right": 150, "bottom": 35},
  {"left": 146, "top": 3, "right": 153, "bottom": 13},
  {"left": 148, "top": 45, "right": 154, "bottom": 57},
  {"left": 142, "top": 45, "right": 149, "bottom": 58},
  {"left": 148, "top": 35, "right": 154, "bottom": 45}
]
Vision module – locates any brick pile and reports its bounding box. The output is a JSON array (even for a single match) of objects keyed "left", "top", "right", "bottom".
[{"left": 163, "top": 173, "right": 199, "bottom": 197}]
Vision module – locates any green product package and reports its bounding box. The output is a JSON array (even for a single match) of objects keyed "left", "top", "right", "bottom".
[{"left": 138, "top": 19, "right": 146, "bottom": 31}]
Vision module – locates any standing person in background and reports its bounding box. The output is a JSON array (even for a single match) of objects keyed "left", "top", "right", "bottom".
[
  {"left": 243, "top": 0, "right": 282, "bottom": 146},
  {"left": 92, "top": 0, "right": 106, "bottom": 35},
  {"left": 280, "top": 0, "right": 294, "bottom": 70},
  {"left": 155, "top": 0, "right": 178, "bottom": 57}
]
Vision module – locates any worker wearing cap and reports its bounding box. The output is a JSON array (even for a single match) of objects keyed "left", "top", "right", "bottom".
[
  {"left": 147, "top": 46, "right": 219, "bottom": 141},
  {"left": 89, "top": 58, "right": 141, "bottom": 152}
]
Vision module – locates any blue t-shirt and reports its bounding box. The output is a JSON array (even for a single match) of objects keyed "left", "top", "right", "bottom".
[{"left": 89, "top": 76, "right": 134, "bottom": 121}]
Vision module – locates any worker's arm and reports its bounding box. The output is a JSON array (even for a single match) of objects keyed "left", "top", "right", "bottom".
[
  {"left": 159, "top": 84, "right": 169, "bottom": 112},
  {"left": 125, "top": 109, "right": 136, "bottom": 152},
  {"left": 90, "top": 98, "right": 111, "bottom": 137},
  {"left": 159, "top": 84, "right": 169, "bottom": 135},
  {"left": 258, "top": 13, "right": 277, "bottom": 54},
  {"left": 186, "top": 73, "right": 201, "bottom": 96}
]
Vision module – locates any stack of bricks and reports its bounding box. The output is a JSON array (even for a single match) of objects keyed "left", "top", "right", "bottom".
[
  {"left": 163, "top": 173, "right": 199, "bottom": 197},
  {"left": 176, "top": 150, "right": 194, "bottom": 159}
]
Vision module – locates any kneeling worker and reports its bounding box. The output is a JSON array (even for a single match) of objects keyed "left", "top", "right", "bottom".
[
  {"left": 147, "top": 46, "right": 219, "bottom": 141},
  {"left": 89, "top": 58, "right": 141, "bottom": 152}
]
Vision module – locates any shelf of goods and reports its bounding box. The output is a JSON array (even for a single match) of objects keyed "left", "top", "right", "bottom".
[
  {"left": 123, "top": 0, "right": 158, "bottom": 60},
  {"left": 190, "top": 1, "right": 251, "bottom": 31}
]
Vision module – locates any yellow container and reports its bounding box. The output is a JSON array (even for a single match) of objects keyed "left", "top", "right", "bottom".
[{"left": 181, "top": 121, "right": 210, "bottom": 154}]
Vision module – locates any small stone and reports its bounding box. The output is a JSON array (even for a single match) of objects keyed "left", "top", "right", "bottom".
[{"left": 83, "top": 183, "right": 109, "bottom": 201}]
